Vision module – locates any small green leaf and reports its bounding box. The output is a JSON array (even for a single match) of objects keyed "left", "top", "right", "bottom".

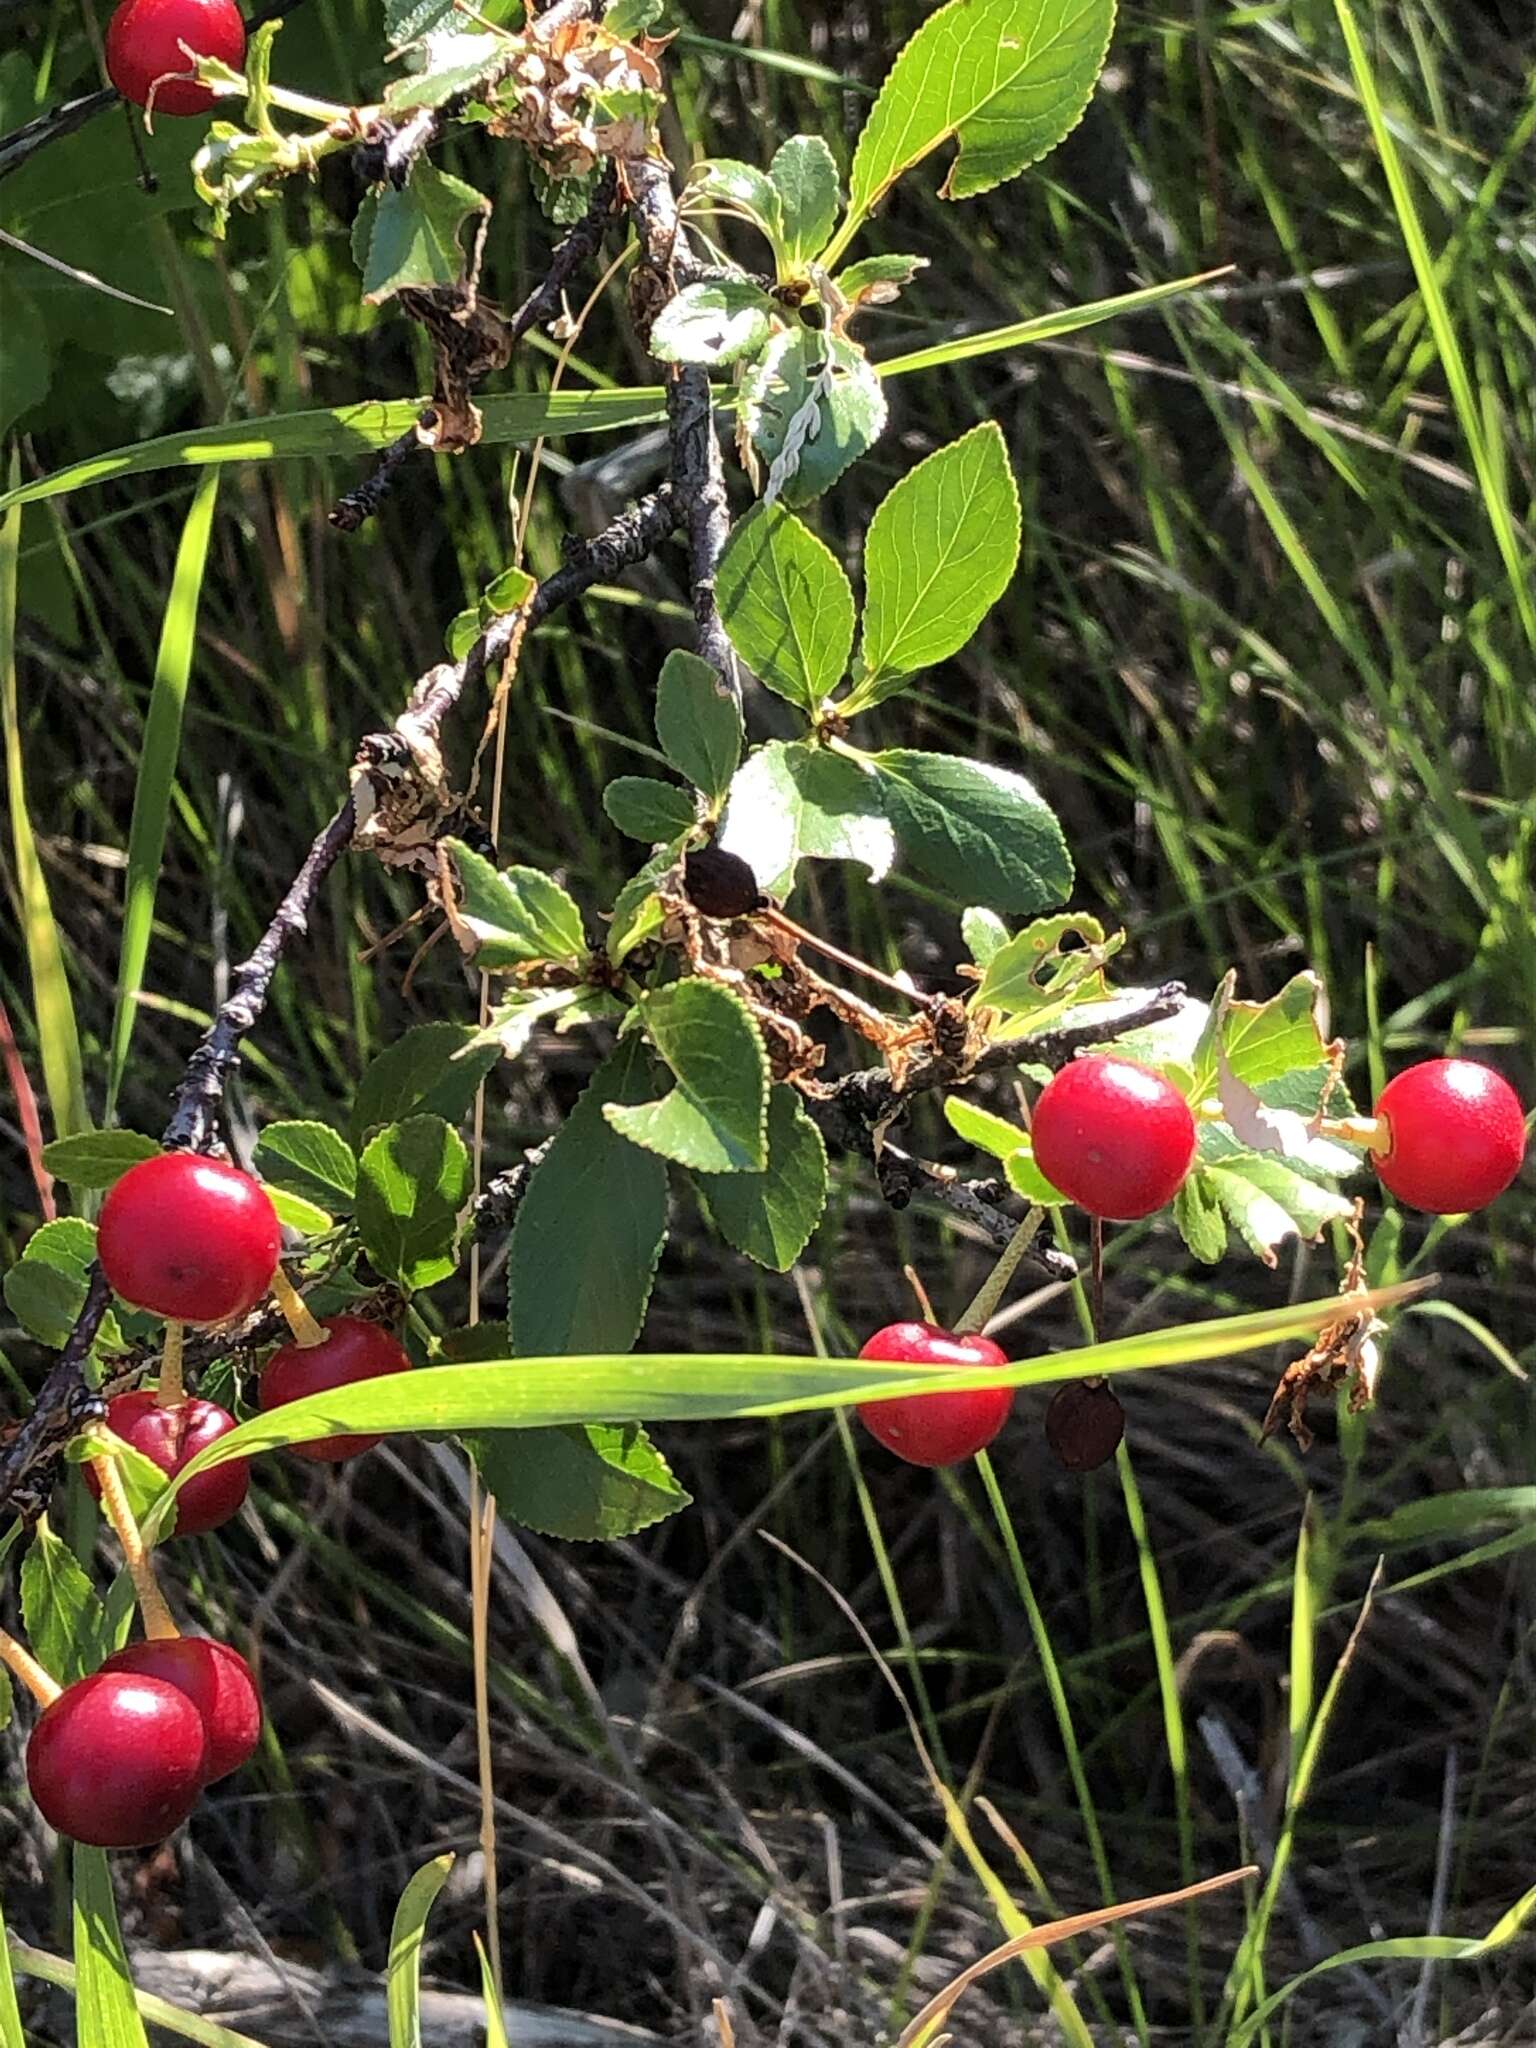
[
  {"left": 871, "top": 749, "right": 1072, "bottom": 913},
  {"left": 387, "top": 1854, "right": 455, "bottom": 2048},
  {"left": 769, "top": 134, "right": 840, "bottom": 266},
  {"left": 384, "top": 31, "right": 509, "bottom": 110},
  {"left": 386, "top": 0, "right": 463, "bottom": 47},
  {"left": 607, "top": 980, "right": 768, "bottom": 1172},
  {"left": 650, "top": 280, "right": 779, "bottom": 367},
  {"left": 474, "top": 986, "right": 585, "bottom": 1063},
  {"left": 352, "top": 1023, "right": 503, "bottom": 1144},
  {"left": 836, "top": 253, "right": 929, "bottom": 308},
  {"left": 961, "top": 906, "right": 1010, "bottom": 967},
  {"left": 474, "top": 1422, "right": 690, "bottom": 1540},
  {"left": 717, "top": 740, "right": 894, "bottom": 899},
  {"left": 509, "top": 1038, "right": 669, "bottom": 1355},
  {"left": 716, "top": 503, "right": 856, "bottom": 713},
  {"left": 605, "top": 0, "right": 664, "bottom": 32},
  {"left": 267, "top": 1187, "right": 334, "bottom": 1236},
  {"left": 654, "top": 649, "right": 742, "bottom": 804},
  {"left": 685, "top": 159, "right": 785, "bottom": 248},
  {"left": 445, "top": 607, "right": 481, "bottom": 660},
  {"left": 607, "top": 846, "right": 680, "bottom": 965},
  {"left": 355, "top": 1116, "right": 470, "bottom": 1291},
  {"left": 5, "top": 1221, "right": 124, "bottom": 1352},
  {"left": 851, "top": 422, "right": 1021, "bottom": 704},
  {"left": 448, "top": 841, "right": 587, "bottom": 967},
  {"left": 483, "top": 564, "right": 536, "bottom": 614},
  {"left": 1204, "top": 1155, "right": 1355, "bottom": 1267},
  {"left": 845, "top": 0, "right": 1115, "bottom": 227},
  {"left": 1005, "top": 1147, "right": 1068, "bottom": 1206},
  {"left": 693, "top": 1085, "right": 828, "bottom": 1269},
  {"left": 1175, "top": 1173, "right": 1228, "bottom": 1264},
  {"left": 22, "top": 1522, "right": 104, "bottom": 1685},
  {"left": 944, "top": 1096, "right": 1067, "bottom": 1203},
  {"left": 1209, "top": 971, "right": 1334, "bottom": 1091},
  {"left": 603, "top": 776, "right": 698, "bottom": 843},
  {"left": 72, "top": 1847, "right": 151, "bottom": 2048},
  {"left": 38, "top": 1129, "right": 159, "bottom": 1190},
  {"left": 352, "top": 163, "right": 490, "bottom": 304},
  {"left": 254, "top": 1121, "right": 357, "bottom": 1210},
  {"left": 742, "top": 329, "right": 888, "bottom": 506}
]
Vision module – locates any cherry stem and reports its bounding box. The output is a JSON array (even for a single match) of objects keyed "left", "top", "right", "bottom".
[
  {"left": 956, "top": 1210, "right": 1044, "bottom": 1335},
  {"left": 269, "top": 1266, "right": 328, "bottom": 1349},
  {"left": 87, "top": 1452, "right": 179, "bottom": 1643},
  {"left": 1090, "top": 1217, "right": 1105, "bottom": 1342},
  {"left": 761, "top": 907, "right": 929, "bottom": 1007},
  {"left": 156, "top": 1321, "right": 186, "bottom": 1409},
  {"left": 1317, "top": 1112, "right": 1391, "bottom": 1155},
  {"left": 902, "top": 1265, "right": 937, "bottom": 1325},
  {"left": 0, "top": 1622, "right": 61, "bottom": 1708}
]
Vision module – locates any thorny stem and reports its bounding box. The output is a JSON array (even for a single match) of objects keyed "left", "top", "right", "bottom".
[
  {"left": 88, "top": 1452, "right": 180, "bottom": 1641},
  {"left": 0, "top": 1623, "right": 61, "bottom": 1707}
]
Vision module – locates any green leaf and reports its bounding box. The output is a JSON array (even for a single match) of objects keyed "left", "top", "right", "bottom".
[
  {"left": 716, "top": 503, "right": 856, "bottom": 713},
  {"left": 482, "top": 564, "right": 537, "bottom": 615},
  {"left": 606, "top": 846, "right": 680, "bottom": 966},
  {"left": 836, "top": 253, "right": 929, "bottom": 309},
  {"left": 387, "top": 1854, "right": 455, "bottom": 2048},
  {"left": 1174, "top": 1173, "right": 1227, "bottom": 1264},
  {"left": 0, "top": 287, "right": 49, "bottom": 441},
  {"left": 352, "top": 163, "right": 490, "bottom": 304},
  {"left": 605, "top": 0, "right": 663, "bottom": 31},
  {"left": 385, "top": 0, "right": 462, "bottom": 47},
  {"left": 693, "top": 1086, "right": 828, "bottom": 1269},
  {"left": 37, "top": 1130, "right": 159, "bottom": 1189},
  {"left": 944, "top": 1096, "right": 1068, "bottom": 1204},
  {"left": 684, "top": 159, "right": 785, "bottom": 248},
  {"left": 474, "top": 1422, "right": 690, "bottom": 1540},
  {"left": 72, "top": 1847, "right": 151, "bottom": 2048},
  {"left": 5, "top": 1220, "right": 125, "bottom": 1352},
  {"left": 476, "top": 1936, "right": 510, "bottom": 2048},
  {"left": 475, "top": 986, "right": 587, "bottom": 1063},
  {"left": 448, "top": 841, "right": 587, "bottom": 968},
  {"left": 871, "top": 749, "right": 1072, "bottom": 913},
  {"left": 717, "top": 740, "right": 895, "bottom": 899},
  {"left": 654, "top": 649, "right": 742, "bottom": 804},
  {"left": 1004, "top": 1147, "right": 1069, "bottom": 1206},
  {"left": 0, "top": 1875, "right": 21, "bottom": 2044},
  {"left": 383, "top": 31, "right": 508, "bottom": 111},
  {"left": 1208, "top": 971, "right": 1334, "bottom": 1091},
  {"left": 769, "top": 135, "right": 840, "bottom": 266},
  {"left": 603, "top": 776, "right": 698, "bottom": 843},
  {"left": 355, "top": 1116, "right": 470, "bottom": 1292},
  {"left": 607, "top": 980, "right": 769, "bottom": 1173},
  {"left": 509, "top": 1038, "right": 669, "bottom": 1355},
  {"left": 266, "top": 1187, "right": 335, "bottom": 1236},
  {"left": 254, "top": 1121, "right": 357, "bottom": 1211},
  {"left": 961, "top": 906, "right": 1011, "bottom": 967},
  {"left": 973, "top": 913, "right": 1120, "bottom": 1037},
  {"left": 22, "top": 1521, "right": 104, "bottom": 1685},
  {"left": 841, "top": 0, "right": 1116, "bottom": 244},
  {"left": 742, "top": 329, "right": 888, "bottom": 506},
  {"left": 851, "top": 422, "right": 1020, "bottom": 703},
  {"left": 649, "top": 280, "right": 779, "bottom": 367},
  {"left": 352, "top": 1023, "right": 503, "bottom": 1144},
  {"left": 1203, "top": 1155, "right": 1355, "bottom": 1267},
  {"left": 445, "top": 607, "right": 481, "bottom": 660}
]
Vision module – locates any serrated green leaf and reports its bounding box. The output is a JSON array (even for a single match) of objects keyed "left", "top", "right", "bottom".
[
  {"left": 850, "top": 422, "right": 1020, "bottom": 704},
  {"left": 267, "top": 1187, "right": 334, "bottom": 1236},
  {"left": 387, "top": 1853, "right": 454, "bottom": 2048},
  {"left": 1216, "top": 972, "right": 1333, "bottom": 1089},
  {"left": 72, "top": 1846, "right": 151, "bottom": 2048},
  {"left": 654, "top": 649, "right": 742, "bottom": 804},
  {"left": 1205, "top": 1154, "right": 1355, "bottom": 1266},
  {"left": 842, "top": 0, "right": 1116, "bottom": 243},
  {"left": 254, "top": 1121, "right": 357, "bottom": 1210},
  {"left": 685, "top": 159, "right": 785, "bottom": 248},
  {"left": 448, "top": 841, "right": 587, "bottom": 968},
  {"left": 650, "top": 280, "right": 779, "bottom": 367},
  {"left": 717, "top": 740, "right": 894, "bottom": 899},
  {"left": 871, "top": 749, "right": 1072, "bottom": 913},
  {"left": 603, "top": 776, "right": 698, "bottom": 842},
  {"left": 769, "top": 134, "right": 840, "bottom": 266},
  {"left": 973, "top": 913, "right": 1118, "bottom": 1027},
  {"left": 39, "top": 1129, "right": 159, "bottom": 1189},
  {"left": 607, "top": 980, "right": 768, "bottom": 1172},
  {"left": 483, "top": 564, "right": 536, "bottom": 614},
  {"left": 355, "top": 1116, "right": 470, "bottom": 1291},
  {"left": 961, "top": 906, "right": 1011, "bottom": 967},
  {"left": 1175, "top": 1172, "right": 1228, "bottom": 1264},
  {"left": 5, "top": 1221, "right": 125, "bottom": 1352},
  {"left": 353, "top": 163, "right": 489, "bottom": 304},
  {"left": 693, "top": 1086, "right": 828, "bottom": 1269},
  {"left": 352, "top": 1023, "right": 503, "bottom": 1144},
  {"left": 509, "top": 1038, "right": 669, "bottom": 1355},
  {"left": 716, "top": 503, "right": 855, "bottom": 713},
  {"left": 22, "top": 1521, "right": 104, "bottom": 1685},
  {"left": 742, "top": 329, "right": 888, "bottom": 505},
  {"left": 1005, "top": 1146, "right": 1068, "bottom": 1206},
  {"left": 384, "top": 32, "right": 508, "bottom": 111},
  {"left": 474, "top": 1422, "right": 690, "bottom": 1540},
  {"left": 385, "top": 0, "right": 462, "bottom": 46}
]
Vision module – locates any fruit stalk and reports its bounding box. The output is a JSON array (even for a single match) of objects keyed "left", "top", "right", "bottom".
[
  {"left": 268, "top": 1265, "right": 328, "bottom": 1348},
  {"left": 0, "top": 1622, "right": 61, "bottom": 1707},
  {"left": 156, "top": 1319, "right": 186, "bottom": 1408},
  {"left": 955, "top": 1210, "right": 1044, "bottom": 1336},
  {"left": 87, "top": 1451, "right": 179, "bottom": 1641}
]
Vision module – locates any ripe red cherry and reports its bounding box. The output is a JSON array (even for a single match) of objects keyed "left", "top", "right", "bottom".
[
  {"left": 27, "top": 1671, "right": 207, "bottom": 1847},
  {"left": 105, "top": 0, "right": 246, "bottom": 116},
  {"left": 258, "top": 1315, "right": 412, "bottom": 1463},
  {"left": 855, "top": 1322, "right": 1013, "bottom": 1467},
  {"left": 101, "top": 1637, "right": 261, "bottom": 1783},
  {"left": 1373, "top": 1058, "right": 1526, "bottom": 1214},
  {"left": 1030, "top": 1054, "right": 1197, "bottom": 1220},
  {"left": 97, "top": 1151, "right": 280, "bottom": 1324},
  {"left": 85, "top": 1390, "right": 250, "bottom": 1538}
]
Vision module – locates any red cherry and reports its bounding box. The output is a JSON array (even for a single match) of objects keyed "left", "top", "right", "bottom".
[
  {"left": 258, "top": 1315, "right": 412, "bottom": 1463},
  {"left": 855, "top": 1321, "right": 1013, "bottom": 1467},
  {"left": 1030, "top": 1054, "right": 1197, "bottom": 1220},
  {"left": 85, "top": 1391, "right": 250, "bottom": 1538},
  {"left": 1373, "top": 1059, "right": 1526, "bottom": 1214},
  {"left": 105, "top": 0, "right": 246, "bottom": 116},
  {"left": 101, "top": 1638, "right": 261, "bottom": 1783},
  {"left": 27, "top": 1672, "right": 207, "bottom": 1847},
  {"left": 97, "top": 1152, "right": 280, "bottom": 1324}
]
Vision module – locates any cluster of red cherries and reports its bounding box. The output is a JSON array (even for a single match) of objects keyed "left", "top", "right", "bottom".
[
  {"left": 24, "top": 1151, "right": 411, "bottom": 1850},
  {"left": 854, "top": 1053, "right": 1527, "bottom": 1471},
  {"left": 104, "top": 0, "right": 245, "bottom": 117}
]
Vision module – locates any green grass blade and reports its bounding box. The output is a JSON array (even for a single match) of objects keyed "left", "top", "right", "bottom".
[
  {"left": 105, "top": 469, "right": 219, "bottom": 1122},
  {"left": 0, "top": 1897, "right": 24, "bottom": 2048},
  {"left": 1, "top": 455, "right": 89, "bottom": 1142},
  {"left": 9, "top": 1939, "right": 268, "bottom": 2048},
  {"left": 473, "top": 1935, "right": 511, "bottom": 2048},
  {"left": 388, "top": 1853, "right": 455, "bottom": 2048},
  {"left": 70, "top": 1847, "right": 150, "bottom": 2048}
]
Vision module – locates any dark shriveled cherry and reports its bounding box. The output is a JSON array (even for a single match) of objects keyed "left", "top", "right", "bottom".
[
  {"left": 684, "top": 844, "right": 763, "bottom": 919},
  {"left": 1045, "top": 1381, "right": 1125, "bottom": 1472},
  {"left": 856, "top": 1321, "right": 1014, "bottom": 1467}
]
